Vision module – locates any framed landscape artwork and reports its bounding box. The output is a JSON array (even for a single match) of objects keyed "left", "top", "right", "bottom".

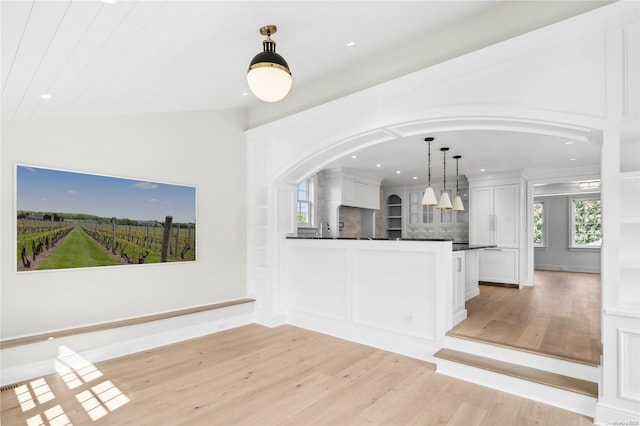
[{"left": 16, "top": 165, "right": 196, "bottom": 272}]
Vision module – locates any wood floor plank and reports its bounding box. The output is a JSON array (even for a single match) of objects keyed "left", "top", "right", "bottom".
[
  {"left": 449, "top": 270, "right": 602, "bottom": 365},
  {"left": 1, "top": 323, "right": 596, "bottom": 425}
]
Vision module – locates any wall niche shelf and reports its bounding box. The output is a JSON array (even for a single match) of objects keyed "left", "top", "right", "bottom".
[{"left": 386, "top": 194, "right": 402, "bottom": 239}]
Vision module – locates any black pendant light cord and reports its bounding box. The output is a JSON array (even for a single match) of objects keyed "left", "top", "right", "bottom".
[
  {"left": 456, "top": 157, "right": 459, "bottom": 193},
  {"left": 428, "top": 141, "right": 431, "bottom": 186},
  {"left": 442, "top": 149, "right": 447, "bottom": 192},
  {"left": 425, "top": 137, "right": 434, "bottom": 187}
]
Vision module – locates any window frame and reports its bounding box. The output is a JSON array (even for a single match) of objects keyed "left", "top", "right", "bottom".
[
  {"left": 533, "top": 200, "right": 546, "bottom": 248},
  {"left": 296, "top": 177, "right": 315, "bottom": 227},
  {"left": 569, "top": 196, "right": 602, "bottom": 250}
]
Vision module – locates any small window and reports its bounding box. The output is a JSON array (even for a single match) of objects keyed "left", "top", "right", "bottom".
[
  {"left": 533, "top": 201, "right": 545, "bottom": 247},
  {"left": 297, "top": 178, "right": 314, "bottom": 226},
  {"left": 570, "top": 198, "right": 602, "bottom": 248}
]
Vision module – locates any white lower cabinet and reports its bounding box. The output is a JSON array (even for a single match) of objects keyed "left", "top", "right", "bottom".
[
  {"left": 464, "top": 249, "right": 480, "bottom": 300},
  {"left": 478, "top": 248, "right": 519, "bottom": 284},
  {"left": 452, "top": 251, "right": 467, "bottom": 326}
]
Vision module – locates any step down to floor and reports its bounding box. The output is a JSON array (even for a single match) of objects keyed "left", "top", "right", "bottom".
[
  {"left": 434, "top": 348, "right": 598, "bottom": 417},
  {"left": 434, "top": 348, "right": 597, "bottom": 397}
]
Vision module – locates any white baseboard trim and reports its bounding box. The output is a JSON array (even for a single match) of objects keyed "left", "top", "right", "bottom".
[
  {"left": 534, "top": 265, "right": 601, "bottom": 274},
  {"left": 254, "top": 311, "right": 287, "bottom": 328},
  {"left": 452, "top": 310, "right": 467, "bottom": 327},
  {"left": 286, "top": 310, "right": 441, "bottom": 364},
  {"left": 465, "top": 288, "right": 480, "bottom": 301},
  {"left": 0, "top": 303, "right": 255, "bottom": 386}
]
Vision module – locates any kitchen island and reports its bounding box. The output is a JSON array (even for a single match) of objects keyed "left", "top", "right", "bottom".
[{"left": 282, "top": 237, "right": 492, "bottom": 361}]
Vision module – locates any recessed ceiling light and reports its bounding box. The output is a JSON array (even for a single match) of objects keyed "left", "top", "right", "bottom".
[
  {"left": 565, "top": 141, "right": 575, "bottom": 145},
  {"left": 480, "top": 168, "right": 486, "bottom": 172},
  {"left": 346, "top": 41, "right": 355, "bottom": 47},
  {"left": 40, "top": 94, "right": 52, "bottom": 99},
  {"left": 396, "top": 170, "right": 401, "bottom": 174},
  {"left": 351, "top": 155, "right": 357, "bottom": 159},
  {"left": 412, "top": 176, "right": 418, "bottom": 180},
  {"left": 376, "top": 164, "right": 381, "bottom": 167},
  {"left": 241, "top": 92, "right": 248, "bottom": 96},
  {"left": 569, "top": 158, "right": 577, "bottom": 161}
]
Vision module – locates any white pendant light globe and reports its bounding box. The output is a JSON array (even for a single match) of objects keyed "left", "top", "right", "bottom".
[
  {"left": 247, "top": 25, "right": 292, "bottom": 103},
  {"left": 247, "top": 66, "right": 292, "bottom": 102}
]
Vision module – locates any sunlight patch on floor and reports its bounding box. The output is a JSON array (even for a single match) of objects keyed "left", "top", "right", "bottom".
[{"left": 13, "top": 345, "right": 129, "bottom": 425}]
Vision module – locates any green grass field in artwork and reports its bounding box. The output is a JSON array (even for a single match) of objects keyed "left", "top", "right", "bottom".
[{"left": 38, "top": 227, "right": 119, "bottom": 270}]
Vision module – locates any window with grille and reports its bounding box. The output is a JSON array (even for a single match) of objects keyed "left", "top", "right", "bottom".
[
  {"left": 297, "top": 178, "right": 314, "bottom": 226},
  {"left": 533, "top": 201, "right": 545, "bottom": 247},
  {"left": 570, "top": 198, "right": 602, "bottom": 248}
]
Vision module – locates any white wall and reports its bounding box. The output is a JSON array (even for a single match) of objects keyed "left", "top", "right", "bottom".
[
  {"left": 534, "top": 195, "right": 601, "bottom": 273},
  {"left": 1, "top": 109, "right": 248, "bottom": 339}
]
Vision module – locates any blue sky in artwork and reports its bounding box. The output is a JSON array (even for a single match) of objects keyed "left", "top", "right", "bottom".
[{"left": 17, "top": 165, "right": 196, "bottom": 223}]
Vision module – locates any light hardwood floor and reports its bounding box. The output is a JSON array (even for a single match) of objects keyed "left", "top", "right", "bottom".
[
  {"left": 1, "top": 323, "right": 594, "bottom": 425},
  {"left": 449, "top": 270, "right": 602, "bottom": 366}
]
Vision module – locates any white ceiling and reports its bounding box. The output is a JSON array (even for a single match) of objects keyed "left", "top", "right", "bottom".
[
  {"left": 1, "top": 0, "right": 500, "bottom": 120},
  {"left": 321, "top": 129, "right": 601, "bottom": 188},
  {"left": 1, "top": 0, "right": 606, "bottom": 187}
]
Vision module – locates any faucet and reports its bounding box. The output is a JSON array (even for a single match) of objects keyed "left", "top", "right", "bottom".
[{"left": 320, "top": 221, "right": 331, "bottom": 237}]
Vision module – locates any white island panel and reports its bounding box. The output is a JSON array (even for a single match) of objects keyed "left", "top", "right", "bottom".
[
  {"left": 353, "top": 249, "right": 437, "bottom": 340},
  {"left": 284, "top": 245, "right": 350, "bottom": 321},
  {"left": 283, "top": 239, "right": 452, "bottom": 361}
]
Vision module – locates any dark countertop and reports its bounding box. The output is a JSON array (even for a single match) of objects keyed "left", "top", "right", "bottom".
[
  {"left": 452, "top": 243, "right": 497, "bottom": 251},
  {"left": 286, "top": 237, "right": 495, "bottom": 251}
]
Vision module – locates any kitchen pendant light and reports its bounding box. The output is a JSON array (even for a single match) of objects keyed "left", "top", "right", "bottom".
[
  {"left": 452, "top": 155, "right": 465, "bottom": 211},
  {"left": 438, "top": 147, "right": 453, "bottom": 210},
  {"left": 247, "top": 25, "right": 292, "bottom": 102},
  {"left": 421, "top": 137, "right": 438, "bottom": 206}
]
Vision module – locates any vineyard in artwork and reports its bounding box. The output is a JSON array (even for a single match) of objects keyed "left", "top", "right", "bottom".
[
  {"left": 16, "top": 164, "right": 197, "bottom": 272},
  {"left": 17, "top": 214, "right": 196, "bottom": 271}
]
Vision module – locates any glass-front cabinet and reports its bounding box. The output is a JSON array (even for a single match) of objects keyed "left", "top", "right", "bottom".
[{"left": 386, "top": 181, "right": 469, "bottom": 241}]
